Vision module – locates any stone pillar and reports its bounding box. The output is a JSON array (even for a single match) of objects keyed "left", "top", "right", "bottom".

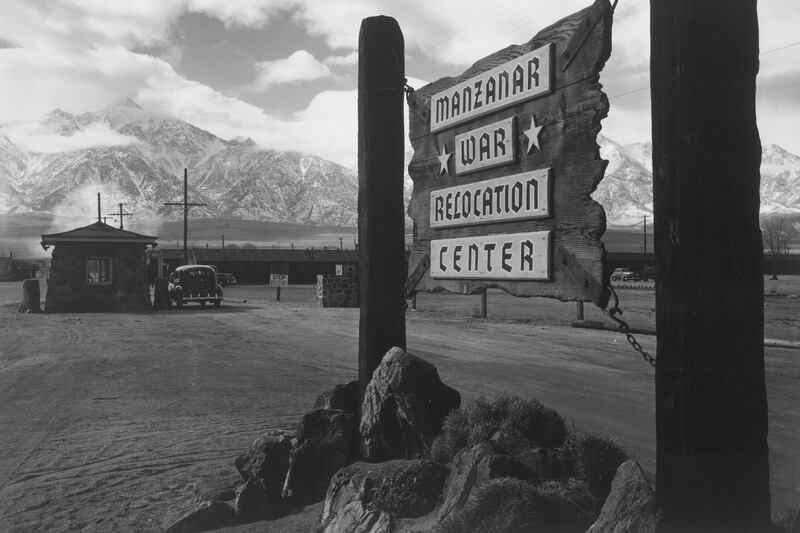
[{"left": 18, "top": 279, "right": 41, "bottom": 313}]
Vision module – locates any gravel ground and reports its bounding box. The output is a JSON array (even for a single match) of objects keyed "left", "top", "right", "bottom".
[{"left": 0, "top": 280, "right": 797, "bottom": 531}]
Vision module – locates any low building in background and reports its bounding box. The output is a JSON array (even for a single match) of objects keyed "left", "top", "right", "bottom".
[{"left": 41, "top": 221, "right": 157, "bottom": 312}]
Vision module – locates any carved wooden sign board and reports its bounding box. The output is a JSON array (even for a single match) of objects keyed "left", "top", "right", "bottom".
[{"left": 406, "top": 0, "right": 613, "bottom": 307}]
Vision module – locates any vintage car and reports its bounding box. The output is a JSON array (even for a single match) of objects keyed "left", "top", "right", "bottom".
[
  {"left": 168, "top": 265, "right": 224, "bottom": 308},
  {"left": 611, "top": 268, "right": 636, "bottom": 282},
  {"left": 216, "top": 272, "right": 237, "bottom": 287}
]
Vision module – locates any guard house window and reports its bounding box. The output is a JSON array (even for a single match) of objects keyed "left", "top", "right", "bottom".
[{"left": 86, "top": 257, "right": 112, "bottom": 285}]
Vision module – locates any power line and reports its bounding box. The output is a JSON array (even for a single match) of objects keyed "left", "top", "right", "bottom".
[
  {"left": 605, "top": 37, "right": 800, "bottom": 101},
  {"left": 761, "top": 39, "right": 800, "bottom": 56}
]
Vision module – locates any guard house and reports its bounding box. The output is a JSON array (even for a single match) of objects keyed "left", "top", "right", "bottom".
[{"left": 41, "top": 221, "right": 157, "bottom": 312}]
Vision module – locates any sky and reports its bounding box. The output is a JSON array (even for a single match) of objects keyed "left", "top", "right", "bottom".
[{"left": 0, "top": 0, "right": 799, "bottom": 169}]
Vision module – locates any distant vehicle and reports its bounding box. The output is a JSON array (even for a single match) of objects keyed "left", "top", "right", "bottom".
[
  {"left": 640, "top": 266, "right": 657, "bottom": 281},
  {"left": 217, "top": 272, "right": 237, "bottom": 287},
  {"left": 611, "top": 268, "right": 636, "bottom": 282},
  {"left": 168, "top": 265, "right": 223, "bottom": 308}
]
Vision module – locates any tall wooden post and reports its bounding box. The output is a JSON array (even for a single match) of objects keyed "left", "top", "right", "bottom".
[
  {"left": 651, "top": 2, "right": 770, "bottom": 531},
  {"left": 165, "top": 168, "right": 206, "bottom": 266},
  {"left": 183, "top": 169, "right": 189, "bottom": 265},
  {"left": 357, "top": 16, "right": 407, "bottom": 401}
]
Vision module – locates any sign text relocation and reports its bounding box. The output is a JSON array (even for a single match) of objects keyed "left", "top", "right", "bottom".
[{"left": 431, "top": 169, "right": 550, "bottom": 229}]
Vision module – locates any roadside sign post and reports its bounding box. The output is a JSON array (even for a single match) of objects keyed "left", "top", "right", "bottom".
[{"left": 269, "top": 273, "right": 288, "bottom": 301}]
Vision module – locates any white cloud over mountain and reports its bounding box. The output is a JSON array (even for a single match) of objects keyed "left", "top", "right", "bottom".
[{"left": 0, "top": 0, "right": 798, "bottom": 170}]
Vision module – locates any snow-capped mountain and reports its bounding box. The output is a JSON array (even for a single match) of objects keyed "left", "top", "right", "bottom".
[
  {"left": 592, "top": 135, "right": 800, "bottom": 227},
  {"left": 593, "top": 135, "right": 654, "bottom": 226},
  {"left": 0, "top": 100, "right": 357, "bottom": 226},
  {"left": 1, "top": 100, "right": 798, "bottom": 227}
]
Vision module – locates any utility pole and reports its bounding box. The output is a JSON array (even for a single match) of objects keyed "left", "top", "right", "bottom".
[
  {"left": 642, "top": 214, "right": 648, "bottom": 256},
  {"left": 651, "top": 2, "right": 769, "bottom": 531},
  {"left": 107, "top": 203, "right": 133, "bottom": 230},
  {"left": 164, "top": 168, "right": 207, "bottom": 266}
]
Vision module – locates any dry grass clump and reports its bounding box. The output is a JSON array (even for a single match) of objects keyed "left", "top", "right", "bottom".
[
  {"left": 563, "top": 433, "right": 629, "bottom": 504},
  {"left": 434, "top": 477, "right": 595, "bottom": 533},
  {"left": 429, "top": 394, "right": 567, "bottom": 464}
]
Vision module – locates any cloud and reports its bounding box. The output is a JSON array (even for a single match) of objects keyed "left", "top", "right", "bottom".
[
  {"left": 244, "top": 50, "right": 333, "bottom": 91},
  {"left": 0, "top": 0, "right": 182, "bottom": 50},
  {"left": 186, "top": 0, "right": 300, "bottom": 27},
  {"left": 324, "top": 52, "right": 358, "bottom": 68},
  {"left": 2, "top": 121, "right": 140, "bottom": 153}
]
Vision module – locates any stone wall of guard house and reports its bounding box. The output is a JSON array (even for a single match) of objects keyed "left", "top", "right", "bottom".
[
  {"left": 45, "top": 243, "right": 152, "bottom": 312},
  {"left": 316, "top": 264, "right": 358, "bottom": 308}
]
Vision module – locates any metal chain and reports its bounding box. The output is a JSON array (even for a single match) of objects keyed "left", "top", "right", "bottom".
[{"left": 601, "top": 286, "right": 657, "bottom": 368}]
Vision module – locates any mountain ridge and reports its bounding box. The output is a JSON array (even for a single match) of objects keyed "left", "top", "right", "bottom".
[
  {"left": 0, "top": 101, "right": 358, "bottom": 226},
  {"left": 1, "top": 101, "right": 799, "bottom": 227}
]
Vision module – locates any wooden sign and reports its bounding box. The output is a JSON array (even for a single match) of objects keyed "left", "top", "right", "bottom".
[
  {"left": 454, "top": 117, "right": 518, "bottom": 174},
  {"left": 430, "top": 43, "right": 554, "bottom": 132},
  {"left": 269, "top": 273, "right": 288, "bottom": 287},
  {"left": 430, "top": 169, "right": 550, "bottom": 229},
  {"left": 406, "top": 0, "right": 612, "bottom": 306},
  {"left": 431, "top": 231, "right": 550, "bottom": 280}
]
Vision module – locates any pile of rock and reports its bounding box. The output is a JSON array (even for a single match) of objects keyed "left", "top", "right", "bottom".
[{"left": 165, "top": 347, "right": 658, "bottom": 533}]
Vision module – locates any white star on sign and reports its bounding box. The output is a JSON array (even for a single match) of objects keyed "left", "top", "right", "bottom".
[
  {"left": 437, "top": 145, "right": 452, "bottom": 175},
  {"left": 523, "top": 115, "right": 544, "bottom": 153}
]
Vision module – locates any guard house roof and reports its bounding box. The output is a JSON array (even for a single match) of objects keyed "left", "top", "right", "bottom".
[
  {"left": 159, "top": 248, "right": 358, "bottom": 263},
  {"left": 41, "top": 221, "right": 158, "bottom": 250}
]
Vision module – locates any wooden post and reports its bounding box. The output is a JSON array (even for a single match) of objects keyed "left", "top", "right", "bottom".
[
  {"left": 18, "top": 279, "right": 41, "bottom": 313},
  {"left": 480, "top": 291, "right": 487, "bottom": 318},
  {"left": 357, "top": 16, "right": 406, "bottom": 401},
  {"left": 576, "top": 301, "right": 584, "bottom": 321},
  {"left": 276, "top": 286, "right": 281, "bottom": 301},
  {"left": 651, "top": 2, "right": 770, "bottom": 531},
  {"left": 182, "top": 169, "right": 188, "bottom": 265},
  {"left": 153, "top": 278, "right": 170, "bottom": 309}
]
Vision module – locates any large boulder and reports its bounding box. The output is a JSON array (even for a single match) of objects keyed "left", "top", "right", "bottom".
[
  {"left": 234, "top": 477, "right": 285, "bottom": 522},
  {"left": 438, "top": 441, "right": 535, "bottom": 524},
  {"left": 360, "top": 347, "right": 461, "bottom": 461},
  {"left": 282, "top": 409, "right": 358, "bottom": 504},
  {"left": 164, "top": 501, "right": 237, "bottom": 533},
  {"left": 436, "top": 478, "right": 595, "bottom": 533},
  {"left": 321, "top": 459, "right": 448, "bottom": 532},
  {"left": 315, "top": 380, "right": 359, "bottom": 413},
  {"left": 193, "top": 476, "right": 239, "bottom": 504},
  {"left": 586, "top": 460, "right": 660, "bottom": 533},
  {"left": 234, "top": 431, "right": 293, "bottom": 487}
]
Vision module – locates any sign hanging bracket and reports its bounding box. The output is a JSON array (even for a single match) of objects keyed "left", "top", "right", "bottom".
[{"left": 556, "top": 245, "right": 610, "bottom": 308}]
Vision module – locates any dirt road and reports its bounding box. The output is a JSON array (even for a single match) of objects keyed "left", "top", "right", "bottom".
[{"left": 0, "top": 282, "right": 797, "bottom": 531}]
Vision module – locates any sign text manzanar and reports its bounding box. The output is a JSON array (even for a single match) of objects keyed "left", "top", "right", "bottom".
[{"left": 406, "top": 0, "right": 614, "bottom": 305}]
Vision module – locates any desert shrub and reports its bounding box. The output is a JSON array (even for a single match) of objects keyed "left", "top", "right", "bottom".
[
  {"left": 435, "top": 478, "right": 594, "bottom": 533},
  {"left": 771, "top": 508, "right": 798, "bottom": 531},
  {"left": 365, "top": 460, "right": 448, "bottom": 518},
  {"left": 429, "top": 394, "right": 567, "bottom": 464},
  {"left": 564, "top": 433, "right": 629, "bottom": 504}
]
